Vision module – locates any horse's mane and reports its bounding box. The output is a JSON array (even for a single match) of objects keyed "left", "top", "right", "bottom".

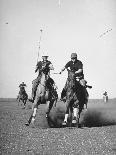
[
  {"left": 66, "top": 69, "right": 84, "bottom": 101},
  {"left": 67, "top": 69, "right": 76, "bottom": 90}
]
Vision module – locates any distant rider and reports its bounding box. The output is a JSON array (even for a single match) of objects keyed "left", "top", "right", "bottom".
[{"left": 19, "top": 82, "right": 27, "bottom": 95}]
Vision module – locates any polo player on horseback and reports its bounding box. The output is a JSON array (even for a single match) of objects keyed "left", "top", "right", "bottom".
[
  {"left": 19, "top": 82, "right": 27, "bottom": 95},
  {"left": 17, "top": 82, "right": 28, "bottom": 107},
  {"left": 59, "top": 53, "right": 90, "bottom": 125},
  {"left": 29, "top": 54, "right": 57, "bottom": 103},
  {"left": 60, "top": 53, "right": 88, "bottom": 99}
]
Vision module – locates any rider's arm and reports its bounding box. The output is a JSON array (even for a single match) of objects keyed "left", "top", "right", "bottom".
[
  {"left": 60, "top": 61, "right": 70, "bottom": 74},
  {"left": 75, "top": 61, "right": 83, "bottom": 76},
  {"left": 35, "top": 64, "right": 39, "bottom": 73},
  {"left": 35, "top": 61, "right": 42, "bottom": 73},
  {"left": 49, "top": 63, "right": 54, "bottom": 70},
  {"left": 75, "top": 69, "right": 83, "bottom": 74},
  {"left": 59, "top": 66, "right": 66, "bottom": 74}
]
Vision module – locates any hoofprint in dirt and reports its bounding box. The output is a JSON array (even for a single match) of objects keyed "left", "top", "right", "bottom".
[{"left": 0, "top": 99, "right": 116, "bottom": 154}]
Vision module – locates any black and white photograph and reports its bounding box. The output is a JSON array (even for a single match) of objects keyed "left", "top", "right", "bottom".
[{"left": 0, "top": 0, "right": 116, "bottom": 154}]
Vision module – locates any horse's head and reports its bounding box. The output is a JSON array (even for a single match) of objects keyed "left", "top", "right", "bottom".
[{"left": 40, "top": 65, "right": 50, "bottom": 83}]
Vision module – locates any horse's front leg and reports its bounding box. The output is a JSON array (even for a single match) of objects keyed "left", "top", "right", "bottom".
[
  {"left": 62, "top": 100, "right": 70, "bottom": 126},
  {"left": 27, "top": 105, "right": 38, "bottom": 126},
  {"left": 72, "top": 100, "right": 80, "bottom": 125},
  {"left": 26, "top": 96, "right": 39, "bottom": 126},
  {"left": 46, "top": 100, "right": 54, "bottom": 118}
]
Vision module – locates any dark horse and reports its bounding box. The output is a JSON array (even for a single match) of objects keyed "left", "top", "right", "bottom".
[
  {"left": 62, "top": 69, "right": 87, "bottom": 127},
  {"left": 26, "top": 67, "right": 58, "bottom": 126},
  {"left": 17, "top": 91, "right": 28, "bottom": 108}
]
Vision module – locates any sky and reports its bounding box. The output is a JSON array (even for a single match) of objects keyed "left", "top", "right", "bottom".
[{"left": 0, "top": 0, "right": 116, "bottom": 99}]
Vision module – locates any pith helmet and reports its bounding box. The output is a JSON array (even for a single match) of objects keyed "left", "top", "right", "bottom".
[
  {"left": 71, "top": 53, "right": 77, "bottom": 59},
  {"left": 42, "top": 52, "right": 49, "bottom": 58}
]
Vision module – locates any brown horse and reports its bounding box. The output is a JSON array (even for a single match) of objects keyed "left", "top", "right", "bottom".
[
  {"left": 26, "top": 68, "right": 58, "bottom": 126},
  {"left": 62, "top": 69, "right": 87, "bottom": 127}
]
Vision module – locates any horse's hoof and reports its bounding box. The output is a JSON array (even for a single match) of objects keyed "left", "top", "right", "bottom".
[
  {"left": 25, "top": 123, "right": 29, "bottom": 126},
  {"left": 62, "top": 121, "right": 67, "bottom": 126},
  {"left": 72, "top": 120, "right": 77, "bottom": 124},
  {"left": 72, "top": 117, "right": 77, "bottom": 124}
]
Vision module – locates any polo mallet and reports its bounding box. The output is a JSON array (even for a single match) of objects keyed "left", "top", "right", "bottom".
[
  {"left": 52, "top": 72, "right": 61, "bottom": 74},
  {"left": 37, "top": 29, "right": 43, "bottom": 62}
]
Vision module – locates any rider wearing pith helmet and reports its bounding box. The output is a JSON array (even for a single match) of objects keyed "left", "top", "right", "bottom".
[
  {"left": 29, "top": 52, "right": 55, "bottom": 103},
  {"left": 42, "top": 54, "right": 48, "bottom": 58},
  {"left": 41, "top": 52, "right": 49, "bottom": 58}
]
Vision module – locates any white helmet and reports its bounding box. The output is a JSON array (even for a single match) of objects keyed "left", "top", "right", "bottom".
[{"left": 42, "top": 51, "right": 49, "bottom": 57}]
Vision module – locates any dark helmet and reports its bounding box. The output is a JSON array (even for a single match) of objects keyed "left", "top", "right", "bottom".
[{"left": 71, "top": 53, "right": 77, "bottom": 59}]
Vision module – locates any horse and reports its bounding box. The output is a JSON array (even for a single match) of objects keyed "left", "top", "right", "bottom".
[
  {"left": 17, "top": 91, "right": 28, "bottom": 108},
  {"left": 26, "top": 68, "right": 58, "bottom": 126},
  {"left": 62, "top": 69, "right": 87, "bottom": 127}
]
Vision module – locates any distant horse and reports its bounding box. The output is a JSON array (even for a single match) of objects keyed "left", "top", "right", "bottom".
[
  {"left": 17, "top": 91, "right": 28, "bottom": 108},
  {"left": 62, "top": 69, "right": 87, "bottom": 127},
  {"left": 26, "top": 67, "right": 58, "bottom": 126}
]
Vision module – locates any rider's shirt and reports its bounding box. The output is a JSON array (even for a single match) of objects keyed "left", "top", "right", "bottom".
[
  {"left": 36, "top": 60, "right": 52, "bottom": 74},
  {"left": 65, "top": 60, "right": 84, "bottom": 78}
]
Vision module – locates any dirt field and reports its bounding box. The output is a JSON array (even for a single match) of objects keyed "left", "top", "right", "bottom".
[{"left": 0, "top": 98, "right": 116, "bottom": 155}]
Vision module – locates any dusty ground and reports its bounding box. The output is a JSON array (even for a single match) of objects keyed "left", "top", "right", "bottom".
[{"left": 0, "top": 98, "right": 116, "bottom": 155}]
